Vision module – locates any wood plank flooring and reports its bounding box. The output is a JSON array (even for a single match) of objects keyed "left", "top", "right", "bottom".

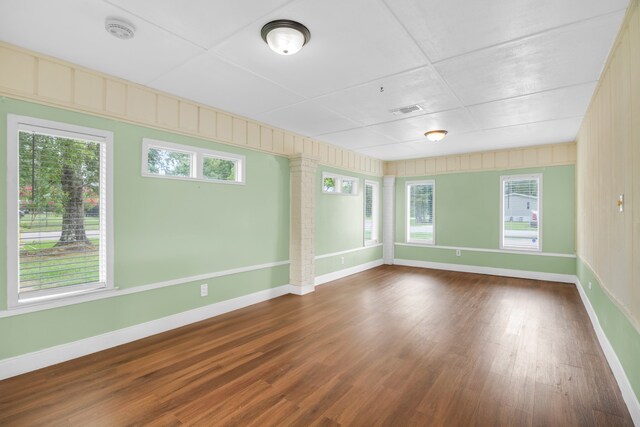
[{"left": 0, "top": 265, "right": 633, "bottom": 426}]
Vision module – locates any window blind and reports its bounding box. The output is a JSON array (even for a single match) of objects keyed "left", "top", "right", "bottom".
[{"left": 18, "top": 130, "right": 105, "bottom": 295}]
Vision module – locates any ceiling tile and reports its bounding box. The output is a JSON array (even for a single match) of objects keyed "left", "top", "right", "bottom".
[
  {"left": 355, "top": 142, "right": 422, "bottom": 161},
  {"left": 435, "top": 12, "right": 625, "bottom": 105},
  {"left": 315, "top": 66, "right": 461, "bottom": 126},
  {"left": 318, "top": 128, "right": 398, "bottom": 150},
  {"left": 405, "top": 117, "right": 584, "bottom": 158},
  {"left": 369, "top": 109, "right": 478, "bottom": 143},
  {"left": 254, "top": 101, "right": 359, "bottom": 137},
  {"left": 468, "top": 82, "right": 597, "bottom": 130},
  {"left": 212, "top": 0, "right": 428, "bottom": 98},
  {"left": 105, "top": 0, "right": 292, "bottom": 48},
  {"left": 0, "top": 0, "right": 202, "bottom": 84},
  {"left": 384, "top": 0, "right": 628, "bottom": 62},
  {"left": 149, "top": 53, "right": 304, "bottom": 117}
]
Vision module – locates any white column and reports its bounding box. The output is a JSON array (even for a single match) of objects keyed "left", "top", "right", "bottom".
[
  {"left": 289, "top": 154, "right": 319, "bottom": 295},
  {"left": 383, "top": 175, "right": 396, "bottom": 265}
]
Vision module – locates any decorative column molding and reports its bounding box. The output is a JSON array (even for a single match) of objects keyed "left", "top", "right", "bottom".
[
  {"left": 383, "top": 175, "right": 396, "bottom": 265},
  {"left": 289, "top": 153, "right": 319, "bottom": 294}
]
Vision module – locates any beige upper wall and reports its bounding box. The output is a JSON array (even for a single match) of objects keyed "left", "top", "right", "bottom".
[
  {"left": 0, "top": 42, "right": 383, "bottom": 176},
  {"left": 576, "top": 0, "right": 640, "bottom": 329},
  {"left": 384, "top": 142, "right": 576, "bottom": 177}
]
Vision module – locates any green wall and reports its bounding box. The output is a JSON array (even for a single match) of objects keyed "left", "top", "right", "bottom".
[
  {"left": 395, "top": 166, "right": 576, "bottom": 274},
  {"left": 315, "top": 166, "right": 383, "bottom": 276},
  {"left": 577, "top": 258, "right": 640, "bottom": 402},
  {"left": 0, "top": 97, "right": 290, "bottom": 359}
]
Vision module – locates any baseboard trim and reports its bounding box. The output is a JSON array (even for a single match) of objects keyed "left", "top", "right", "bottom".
[
  {"left": 315, "top": 259, "right": 384, "bottom": 286},
  {"left": 574, "top": 277, "right": 640, "bottom": 426},
  {"left": 394, "top": 258, "right": 575, "bottom": 283},
  {"left": 289, "top": 284, "right": 315, "bottom": 295},
  {"left": 0, "top": 284, "right": 293, "bottom": 381}
]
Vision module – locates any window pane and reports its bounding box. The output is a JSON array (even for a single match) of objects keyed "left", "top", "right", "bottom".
[
  {"left": 147, "top": 147, "right": 191, "bottom": 177},
  {"left": 203, "top": 157, "right": 236, "bottom": 181},
  {"left": 323, "top": 177, "right": 336, "bottom": 192},
  {"left": 364, "top": 184, "right": 373, "bottom": 241},
  {"left": 408, "top": 183, "right": 433, "bottom": 242},
  {"left": 503, "top": 178, "right": 539, "bottom": 249},
  {"left": 19, "top": 131, "right": 102, "bottom": 293},
  {"left": 342, "top": 179, "right": 354, "bottom": 194}
]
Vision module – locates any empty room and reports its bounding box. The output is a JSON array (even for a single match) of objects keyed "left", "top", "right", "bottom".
[{"left": 0, "top": 0, "right": 639, "bottom": 425}]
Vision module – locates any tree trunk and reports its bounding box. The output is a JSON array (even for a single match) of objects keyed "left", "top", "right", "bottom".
[{"left": 55, "top": 163, "right": 90, "bottom": 247}]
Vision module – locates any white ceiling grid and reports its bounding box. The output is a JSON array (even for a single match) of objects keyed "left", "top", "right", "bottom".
[{"left": 0, "top": 0, "right": 629, "bottom": 160}]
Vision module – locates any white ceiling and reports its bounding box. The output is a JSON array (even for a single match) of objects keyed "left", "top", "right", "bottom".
[{"left": 0, "top": 0, "right": 628, "bottom": 160}]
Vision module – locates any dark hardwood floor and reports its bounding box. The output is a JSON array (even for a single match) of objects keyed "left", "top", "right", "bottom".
[{"left": 0, "top": 265, "right": 633, "bottom": 426}]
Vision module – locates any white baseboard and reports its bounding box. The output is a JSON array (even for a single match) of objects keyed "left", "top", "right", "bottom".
[
  {"left": 574, "top": 277, "right": 640, "bottom": 426},
  {"left": 0, "top": 284, "right": 293, "bottom": 381},
  {"left": 394, "top": 258, "right": 575, "bottom": 283},
  {"left": 289, "top": 284, "right": 315, "bottom": 295},
  {"left": 315, "top": 259, "right": 384, "bottom": 286}
]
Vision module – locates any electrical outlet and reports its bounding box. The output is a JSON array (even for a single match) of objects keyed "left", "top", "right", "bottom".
[
  {"left": 341, "top": 256, "right": 345, "bottom": 265},
  {"left": 200, "top": 283, "right": 208, "bottom": 297},
  {"left": 588, "top": 282, "right": 592, "bottom": 290},
  {"left": 456, "top": 249, "right": 461, "bottom": 257}
]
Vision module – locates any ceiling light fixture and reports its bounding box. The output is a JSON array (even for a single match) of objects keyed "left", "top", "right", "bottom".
[
  {"left": 105, "top": 18, "right": 135, "bottom": 40},
  {"left": 424, "top": 130, "right": 448, "bottom": 142},
  {"left": 261, "top": 20, "right": 310, "bottom": 55}
]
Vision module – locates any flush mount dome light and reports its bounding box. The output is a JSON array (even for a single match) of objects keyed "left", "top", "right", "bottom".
[
  {"left": 105, "top": 18, "right": 135, "bottom": 40},
  {"left": 261, "top": 20, "right": 310, "bottom": 55},
  {"left": 424, "top": 130, "right": 448, "bottom": 142}
]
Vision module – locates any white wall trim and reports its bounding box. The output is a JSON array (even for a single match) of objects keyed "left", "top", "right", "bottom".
[
  {"left": 0, "top": 284, "right": 294, "bottom": 380},
  {"left": 315, "top": 244, "right": 382, "bottom": 260},
  {"left": 574, "top": 277, "right": 640, "bottom": 426},
  {"left": 0, "top": 260, "right": 290, "bottom": 318},
  {"left": 394, "top": 258, "right": 575, "bottom": 283},
  {"left": 315, "top": 259, "right": 384, "bottom": 286},
  {"left": 395, "top": 242, "right": 576, "bottom": 258},
  {"left": 289, "top": 284, "right": 315, "bottom": 295},
  {"left": 383, "top": 175, "right": 396, "bottom": 264}
]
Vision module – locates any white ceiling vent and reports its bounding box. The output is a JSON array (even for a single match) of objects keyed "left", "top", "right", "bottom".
[
  {"left": 105, "top": 18, "right": 135, "bottom": 40},
  {"left": 391, "top": 104, "right": 423, "bottom": 115}
]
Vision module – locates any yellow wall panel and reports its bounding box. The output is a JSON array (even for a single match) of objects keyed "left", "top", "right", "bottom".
[
  {"left": 157, "top": 95, "right": 179, "bottom": 128},
  {"left": 126, "top": 86, "right": 156, "bottom": 124},
  {"left": 105, "top": 80, "right": 126, "bottom": 116},
  {"left": 0, "top": 46, "right": 35, "bottom": 94},
  {"left": 179, "top": 102, "right": 198, "bottom": 133},
  {"left": 37, "top": 60, "right": 72, "bottom": 103},
  {"left": 73, "top": 70, "right": 103, "bottom": 111},
  {"left": 198, "top": 108, "right": 216, "bottom": 138}
]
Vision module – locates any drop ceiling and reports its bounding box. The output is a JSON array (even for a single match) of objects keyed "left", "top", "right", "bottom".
[{"left": 0, "top": 0, "right": 629, "bottom": 160}]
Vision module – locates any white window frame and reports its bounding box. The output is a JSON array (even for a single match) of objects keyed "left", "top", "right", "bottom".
[
  {"left": 364, "top": 180, "right": 379, "bottom": 245},
  {"left": 142, "top": 139, "right": 245, "bottom": 184},
  {"left": 6, "top": 114, "right": 114, "bottom": 308},
  {"left": 500, "top": 173, "right": 542, "bottom": 252},
  {"left": 406, "top": 180, "right": 436, "bottom": 245},
  {"left": 321, "top": 172, "right": 359, "bottom": 195}
]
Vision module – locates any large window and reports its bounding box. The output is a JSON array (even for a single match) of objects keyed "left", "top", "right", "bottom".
[
  {"left": 142, "top": 139, "right": 245, "bottom": 184},
  {"left": 364, "top": 180, "right": 379, "bottom": 245},
  {"left": 7, "top": 115, "right": 113, "bottom": 307},
  {"left": 322, "top": 172, "right": 358, "bottom": 195},
  {"left": 406, "top": 180, "right": 435, "bottom": 244},
  {"left": 501, "top": 174, "right": 542, "bottom": 251}
]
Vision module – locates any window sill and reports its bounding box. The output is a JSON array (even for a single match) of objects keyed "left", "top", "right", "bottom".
[{"left": 3, "top": 287, "right": 118, "bottom": 318}]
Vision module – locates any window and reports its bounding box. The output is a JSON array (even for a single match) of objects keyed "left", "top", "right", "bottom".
[
  {"left": 322, "top": 172, "right": 358, "bottom": 195},
  {"left": 406, "top": 181, "right": 435, "bottom": 244},
  {"left": 142, "top": 139, "right": 245, "bottom": 184},
  {"left": 7, "top": 115, "right": 114, "bottom": 307},
  {"left": 501, "top": 174, "right": 542, "bottom": 251},
  {"left": 364, "top": 180, "right": 379, "bottom": 245}
]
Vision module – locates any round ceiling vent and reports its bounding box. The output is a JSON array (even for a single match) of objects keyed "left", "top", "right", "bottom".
[{"left": 105, "top": 18, "right": 135, "bottom": 40}]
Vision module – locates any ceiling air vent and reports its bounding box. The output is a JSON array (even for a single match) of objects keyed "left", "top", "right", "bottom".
[{"left": 391, "top": 104, "right": 423, "bottom": 115}]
